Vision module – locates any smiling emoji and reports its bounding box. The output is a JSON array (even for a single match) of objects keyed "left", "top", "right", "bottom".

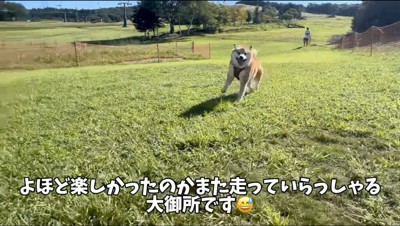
[{"left": 236, "top": 196, "right": 254, "bottom": 213}]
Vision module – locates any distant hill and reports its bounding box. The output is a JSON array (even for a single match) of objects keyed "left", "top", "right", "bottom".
[
  {"left": 236, "top": 1, "right": 360, "bottom": 17},
  {"left": 0, "top": 2, "right": 135, "bottom": 22}
]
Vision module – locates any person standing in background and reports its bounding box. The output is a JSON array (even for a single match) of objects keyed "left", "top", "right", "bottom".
[{"left": 304, "top": 27, "right": 311, "bottom": 46}]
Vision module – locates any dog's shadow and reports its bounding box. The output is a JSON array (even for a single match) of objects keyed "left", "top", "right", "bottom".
[
  {"left": 292, "top": 46, "right": 303, "bottom": 50},
  {"left": 179, "top": 94, "right": 237, "bottom": 118}
]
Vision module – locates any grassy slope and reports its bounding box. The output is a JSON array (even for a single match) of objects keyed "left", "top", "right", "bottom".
[
  {"left": 0, "top": 21, "right": 173, "bottom": 44},
  {"left": 1, "top": 16, "right": 400, "bottom": 225}
]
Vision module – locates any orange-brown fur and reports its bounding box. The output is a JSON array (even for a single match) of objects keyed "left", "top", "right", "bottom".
[{"left": 222, "top": 44, "right": 265, "bottom": 101}]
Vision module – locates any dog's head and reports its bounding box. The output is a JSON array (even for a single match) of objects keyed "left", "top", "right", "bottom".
[{"left": 231, "top": 44, "right": 256, "bottom": 67}]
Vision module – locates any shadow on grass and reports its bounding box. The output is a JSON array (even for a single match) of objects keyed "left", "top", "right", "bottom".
[
  {"left": 79, "top": 27, "right": 215, "bottom": 46},
  {"left": 80, "top": 36, "right": 191, "bottom": 46},
  {"left": 292, "top": 46, "right": 303, "bottom": 50},
  {"left": 180, "top": 94, "right": 237, "bottom": 118}
]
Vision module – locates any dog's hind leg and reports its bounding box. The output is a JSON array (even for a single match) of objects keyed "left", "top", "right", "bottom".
[
  {"left": 222, "top": 65, "right": 235, "bottom": 96},
  {"left": 246, "top": 76, "right": 256, "bottom": 94},
  {"left": 237, "top": 73, "right": 250, "bottom": 101},
  {"left": 246, "top": 82, "right": 252, "bottom": 94},
  {"left": 252, "top": 67, "right": 264, "bottom": 91}
]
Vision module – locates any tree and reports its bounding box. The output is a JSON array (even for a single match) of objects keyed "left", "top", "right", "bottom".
[
  {"left": 0, "top": 2, "right": 28, "bottom": 21},
  {"left": 196, "top": 2, "right": 220, "bottom": 33},
  {"left": 229, "top": 6, "right": 247, "bottom": 25},
  {"left": 337, "top": 4, "right": 360, "bottom": 17},
  {"left": 246, "top": 9, "right": 253, "bottom": 24},
  {"left": 180, "top": 1, "right": 208, "bottom": 35},
  {"left": 352, "top": 1, "right": 400, "bottom": 32},
  {"left": 137, "top": 0, "right": 161, "bottom": 35},
  {"left": 131, "top": 6, "right": 163, "bottom": 38},
  {"left": 27, "top": 6, "right": 129, "bottom": 23},
  {"left": 238, "top": 7, "right": 247, "bottom": 25},
  {"left": 230, "top": 6, "right": 238, "bottom": 26},
  {"left": 217, "top": 5, "right": 232, "bottom": 27},
  {"left": 305, "top": 3, "right": 360, "bottom": 16},
  {"left": 281, "top": 8, "right": 301, "bottom": 20},
  {"left": 260, "top": 14, "right": 272, "bottom": 23},
  {"left": 306, "top": 3, "right": 338, "bottom": 15},
  {"left": 279, "top": 3, "right": 303, "bottom": 16},
  {"left": 253, "top": 7, "right": 261, "bottom": 24},
  {"left": 230, "top": 6, "right": 247, "bottom": 26},
  {"left": 159, "top": 0, "right": 183, "bottom": 34},
  {"left": 263, "top": 6, "right": 278, "bottom": 18}
]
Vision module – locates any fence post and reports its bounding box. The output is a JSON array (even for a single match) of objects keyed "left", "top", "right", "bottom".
[
  {"left": 74, "top": 41, "right": 79, "bottom": 66},
  {"left": 352, "top": 32, "right": 357, "bottom": 52},
  {"left": 340, "top": 36, "right": 344, "bottom": 50},
  {"left": 192, "top": 41, "right": 194, "bottom": 53},
  {"left": 157, "top": 43, "right": 160, "bottom": 63},
  {"left": 209, "top": 43, "right": 211, "bottom": 59},
  {"left": 370, "top": 28, "right": 373, "bottom": 56}
]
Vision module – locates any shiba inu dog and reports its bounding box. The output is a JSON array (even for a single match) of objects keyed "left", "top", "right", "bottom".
[{"left": 222, "top": 44, "right": 265, "bottom": 101}]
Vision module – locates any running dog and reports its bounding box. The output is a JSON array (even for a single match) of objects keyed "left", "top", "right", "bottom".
[{"left": 221, "top": 44, "right": 265, "bottom": 101}]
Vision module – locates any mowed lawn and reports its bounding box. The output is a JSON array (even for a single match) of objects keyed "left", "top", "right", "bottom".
[
  {"left": 1, "top": 16, "right": 400, "bottom": 225},
  {"left": 0, "top": 21, "right": 145, "bottom": 44}
]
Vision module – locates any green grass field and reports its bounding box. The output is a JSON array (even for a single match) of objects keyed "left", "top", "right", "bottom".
[
  {"left": 0, "top": 21, "right": 164, "bottom": 44},
  {"left": 1, "top": 15, "right": 400, "bottom": 225}
]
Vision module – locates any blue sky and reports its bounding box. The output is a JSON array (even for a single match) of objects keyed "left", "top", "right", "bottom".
[{"left": 10, "top": 1, "right": 361, "bottom": 10}]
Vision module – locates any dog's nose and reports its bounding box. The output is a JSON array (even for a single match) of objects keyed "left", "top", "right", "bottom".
[{"left": 239, "top": 55, "right": 244, "bottom": 60}]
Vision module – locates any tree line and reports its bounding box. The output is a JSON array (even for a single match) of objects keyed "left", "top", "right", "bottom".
[
  {"left": 131, "top": 0, "right": 305, "bottom": 37},
  {"left": 0, "top": 1, "right": 29, "bottom": 21},
  {"left": 305, "top": 3, "right": 360, "bottom": 17},
  {"left": 351, "top": 1, "right": 400, "bottom": 32},
  {"left": 0, "top": 1, "right": 128, "bottom": 23},
  {"left": 3, "top": 0, "right": 400, "bottom": 36},
  {"left": 237, "top": 1, "right": 360, "bottom": 17},
  {"left": 28, "top": 7, "right": 127, "bottom": 23},
  {"left": 0, "top": 1, "right": 357, "bottom": 24}
]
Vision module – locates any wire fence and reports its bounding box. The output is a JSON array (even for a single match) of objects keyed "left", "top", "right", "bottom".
[
  {"left": 332, "top": 21, "right": 400, "bottom": 55},
  {"left": 0, "top": 41, "right": 212, "bottom": 70}
]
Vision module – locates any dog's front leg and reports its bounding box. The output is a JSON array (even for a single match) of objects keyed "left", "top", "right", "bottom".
[
  {"left": 222, "top": 65, "right": 235, "bottom": 96},
  {"left": 237, "top": 71, "right": 250, "bottom": 101}
]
